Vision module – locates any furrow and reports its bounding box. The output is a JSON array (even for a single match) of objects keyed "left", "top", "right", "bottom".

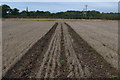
[
  {"left": 36, "top": 24, "right": 58, "bottom": 78},
  {"left": 3, "top": 22, "right": 117, "bottom": 79},
  {"left": 44, "top": 24, "right": 61, "bottom": 78},
  {"left": 56, "top": 24, "right": 61, "bottom": 77},
  {"left": 50, "top": 24, "right": 61, "bottom": 78},
  {"left": 3, "top": 23, "right": 58, "bottom": 78},
  {"left": 63, "top": 23, "right": 85, "bottom": 78}
]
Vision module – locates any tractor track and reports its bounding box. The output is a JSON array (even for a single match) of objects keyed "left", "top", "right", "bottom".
[
  {"left": 3, "top": 22, "right": 117, "bottom": 79},
  {"left": 3, "top": 22, "right": 58, "bottom": 78}
]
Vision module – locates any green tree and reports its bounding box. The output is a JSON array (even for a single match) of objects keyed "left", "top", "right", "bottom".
[
  {"left": 2, "top": 4, "right": 11, "bottom": 17},
  {"left": 20, "top": 10, "right": 27, "bottom": 17},
  {"left": 10, "top": 8, "right": 19, "bottom": 15}
]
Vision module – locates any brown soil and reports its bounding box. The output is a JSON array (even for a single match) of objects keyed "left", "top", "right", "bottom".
[
  {"left": 65, "top": 22, "right": 118, "bottom": 78},
  {"left": 3, "top": 23, "right": 58, "bottom": 78},
  {"left": 2, "top": 22, "right": 118, "bottom": 79}
]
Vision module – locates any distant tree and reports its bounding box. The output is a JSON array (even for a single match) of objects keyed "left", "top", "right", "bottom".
[
  {"left": 20, "top": 10, "right": 27, "bottom": 17},
  {"left": 87, "top": 10, "right": 101, "bottom": 19},
  {"left": 10, "top": 8, "right": 19, "bottom": 15},
  {"left": 1, "top": 4, "right": 119, "bottom": 19},
  {"left": 0, "top": 6, "right": 2, "bottom": 18},
  {"left": 2, "top": 4, "right": 11, "bottom": 17}
]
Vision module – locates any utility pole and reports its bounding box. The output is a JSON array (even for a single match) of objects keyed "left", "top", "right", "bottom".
[
  {"left": 85, "top": 5, "right": 88, "bottom": 12},
  {"left": 85, "top": 5, "right": 88, "bottom": 17},
  {"left": 83, "top": 5, "right": 88, "bottom": 18},
  {"left": 26, "top": 7, "right": 29, "bottom": 16},
  {"left": 26, "top": 7, "right": 28, "bottom": 12}
]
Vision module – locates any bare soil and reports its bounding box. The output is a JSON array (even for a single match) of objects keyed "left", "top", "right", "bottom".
[
  {"left": 67, "top": 21, "right": 118, "bottom": 69},
  {"left": 2, "top": 21, "right": 55, "bottom": 76},
  {"left": 66, "top": 23, "right": 118, "bottom": 78},
  {"left": 2, "top": 22, "right": 118, "bottom": 79}
]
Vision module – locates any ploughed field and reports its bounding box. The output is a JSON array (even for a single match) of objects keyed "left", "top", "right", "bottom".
[{"left": 2, "top": 20, "right": 118, "bottom": 78}]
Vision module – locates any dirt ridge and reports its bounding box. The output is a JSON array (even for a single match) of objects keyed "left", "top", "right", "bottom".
[
  {"left": 3, "top": 22, "right": 58, "bottom": 78},
  {"left": 2, "top": 22, "right": 118, "bottom": 79}
]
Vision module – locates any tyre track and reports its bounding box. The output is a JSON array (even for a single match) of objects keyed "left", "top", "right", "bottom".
[
  {"left": 3, "top": 22, "right": 117, "bottom": 79},
  {"left": 3, "top": 23, "right": 58, "bottom": 78},
  {"left": 36, "top": 23, "right": 62, "bottom": 78},
  {"left": 63, "top": 23, "right": 85, "bottom": 78},
  {"left": 65, "top": 22, "right": 118, "bottom": 78}
]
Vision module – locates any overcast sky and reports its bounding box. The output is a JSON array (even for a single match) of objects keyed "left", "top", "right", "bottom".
[
  {"left": 1, "top": 2, "right": 118, "bottom": 13},
  {"left": 1, "top": 0, "right": 119, "bottom": 2}
]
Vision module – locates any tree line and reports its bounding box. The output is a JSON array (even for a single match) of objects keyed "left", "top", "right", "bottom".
[{"left": 0, "top": 4, "right": 119, "bottom": 20}]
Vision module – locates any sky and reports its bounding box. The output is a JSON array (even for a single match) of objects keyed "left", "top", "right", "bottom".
[
  {"left": 1, "top": 2, "right": 119, "bottom": 13},
  {"left": 1, "top": 0, "right": 119, "bottom": 2}
]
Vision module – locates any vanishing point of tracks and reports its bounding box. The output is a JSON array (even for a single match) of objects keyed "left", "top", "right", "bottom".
[{"left": 3, "top": 22, "right": 117, "bottom": 79}]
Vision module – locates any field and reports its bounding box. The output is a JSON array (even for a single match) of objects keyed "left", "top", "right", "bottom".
[
  {"left": 2, "top": 19, "right": 118, "bottom": 78},
  {"left": 2, "top": 20, "right": 55, "bottom": 76},
  {"left": 67, "top": 20, "right": 118, "bottom": 69}
]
